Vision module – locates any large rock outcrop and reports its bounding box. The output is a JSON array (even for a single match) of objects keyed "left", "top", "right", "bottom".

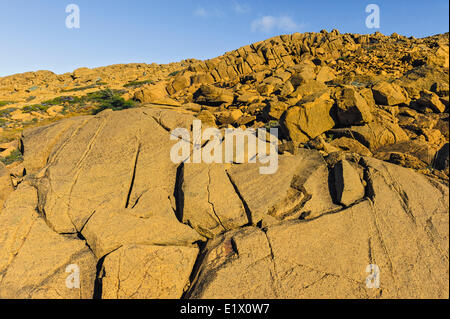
[
  {"left": 0, "top": 108, "right": 448, "bottom": 299},
  {"left": 189, "top": 157, "right": 449, "bottom": 299}
]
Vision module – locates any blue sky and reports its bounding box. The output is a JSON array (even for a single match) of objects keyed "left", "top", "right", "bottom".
[{"left": 0, "top": 0, "right": 448, "bottom": 77}]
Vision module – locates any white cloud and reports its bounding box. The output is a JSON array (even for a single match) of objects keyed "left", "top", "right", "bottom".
[
  {"left": 194, "top": 6, "right": 225, "bottom": 18},
  {"left": 251, "top": 15, "right": 304, "bottom": 33},
  {"left": 232, "top": 1, "right": 250, "bottom": 14},
  {"left": 194, "top": 7, "right": 208, "bottom": 18}
]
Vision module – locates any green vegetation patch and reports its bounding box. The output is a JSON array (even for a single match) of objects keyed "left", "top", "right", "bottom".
[
  {"left": 92, "top": 89, "right": 135, "bottom": 114},
  {"left": 264, "top": 120, "right": 280, "bottom": 129},
  {"left": 62, "top": 84, "right": 98, "bottom": 92},
  {"left": 168, "top": 70, "right": 181, "bottom": 77},
  {"left": 61, "top": 81, "right": 108, "bottom": 93},
  {"left": 0, "top": 101, "right": 14, "bottom": 107},
  {"left": 19, "top": 89, "right": 134, "bottom": 116},
  {"left": 0, "top": 107, "right": 17, "bottom": 117},
  {"left": 22, "top": 104, "right": 49, "bottom": 113},
  {"left": 0, "top": 149, "right": 23, "bottom": 165},
  {"left": 324, "top": 131, "right": 336, "bottom": 142},
  {"left": 123, "top": 79, "right": 154, "bottom": 88}
]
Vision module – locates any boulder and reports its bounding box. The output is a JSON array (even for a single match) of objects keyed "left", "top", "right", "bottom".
[
  {"left": 290, "top": 80, "right": 328, "bottom": 99},
  {"left": 236, "top": 115, "right": 256, "bottom": 126},
  {"left": 215, "top": 109, "right": 244, "bottom": 125},
  {"left": 394, "top": 65, "right": 449, "bottom": 99},
  {"left": 194, "top": 85, "right": 234, "bottom": 106},
  {"left": 265, "top": 100, "right": 288, "bottom": 120},
  {"left": 281, "top": 91, "right": 335, "bottom": 145},
  {"left": 263, "top": 76, "right": 283, "bottom": 87},
  {"left": 256, "top": 83, "right": 274, "bottom": 96},
  {"left": 375, "top": 140, "right": 438, "bottom": 167},
  {"left": 133, "top": 82, "right": 169, "bottom": 103},
  {"left": 196, "top": 109, "right": 217, "bottom": 128},
  {"left": 428, "top": 44, "right": 450, "bottom": 68},
  {"left": 336, "top": 87, "right": 373, "bottom": 125},
  {"left": 330, "top": 137, "right": 373, "bottom": 156},
  {"left": 290, "top": 64, "right": 316, "bottom": 87},
  {"left": 316, "top": 66, "right": 335, "bottom": 83},
  {"left": 433, "top": 143, "right": 449, "bottom": 175},
  {"left": 272, "top": 69, "right": 292, "bottom": 82},
  {"left": 372, "top": 81, "right": 408, "bottom": 106},
  {"left": 330, "top": 119, "right": 409, "bottom": 152},
  {"left": 417, "top": 90, "right": 446, "bottom": 113},
  {"left": 167, "top": 72, "right": 192, "bottom": 94},
  {"left": 278, "top": 81, "right": 295, "bottom": 97},
  {"left": 182, "top": 102, "right": 202, "bottom": 112},
  {"left": 333, "top": 159, "right": 365, "bottom": 206},
  {"left": 191, "top": 73, "right": 215, "bottom": 85},
  {"left": 360, "top": 88, "right": 376, "bottom": 108},
  {"left": 229, "top": 109, "right": 244, "bottom": 123},
  {"left": 235, "top": 93, "right": 260, "bottom": 104}
]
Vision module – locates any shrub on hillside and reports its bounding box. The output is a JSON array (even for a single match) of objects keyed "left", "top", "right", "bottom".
[{"left": 92, "top": 89, "right": 135, "bottom": 114}]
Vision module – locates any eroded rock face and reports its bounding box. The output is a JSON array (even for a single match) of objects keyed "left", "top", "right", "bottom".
[
  {"left": 2, "top": 108, "right": 203, "bottom": 299},
  {"left": 187, "top": 227, "right": 278, "bottom": 299},
  {"left": 190, "top": 158, "right": 449, "bottom": 299},
  {"left": 0, "top": 183, "right": 96, "bottom": 299},
  {"left": 182, "top": 163, "right": 248, "bottom": 238},
  {"left": 1, "top": 107, "right": 448, "bottom": 299},
  {"left": 81, "top": 207, "right": 202, "bottom": 259},
  {"left": 101, "top": 244, "right": 198, "bottom": 299},
  {"left": 28, "top": 109, "right": 192, "bottom": 234},
  {"left": 0, "top": 162, "right": 13, "bottom": 208},
  {"left": 227, "top": 150, "right": 339, "bottom": 224}
]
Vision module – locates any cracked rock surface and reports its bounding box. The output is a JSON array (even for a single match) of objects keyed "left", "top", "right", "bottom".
[{"left": 0, "top": 108, "right": 448, "bottom": 299}]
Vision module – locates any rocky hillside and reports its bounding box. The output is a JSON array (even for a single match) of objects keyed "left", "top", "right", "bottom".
[
  {"left": 0, "top": 30, "right": 449, "bottom": 299},
  {"left": 1, "top": 30, "right": 449, "bottom": 178}
]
